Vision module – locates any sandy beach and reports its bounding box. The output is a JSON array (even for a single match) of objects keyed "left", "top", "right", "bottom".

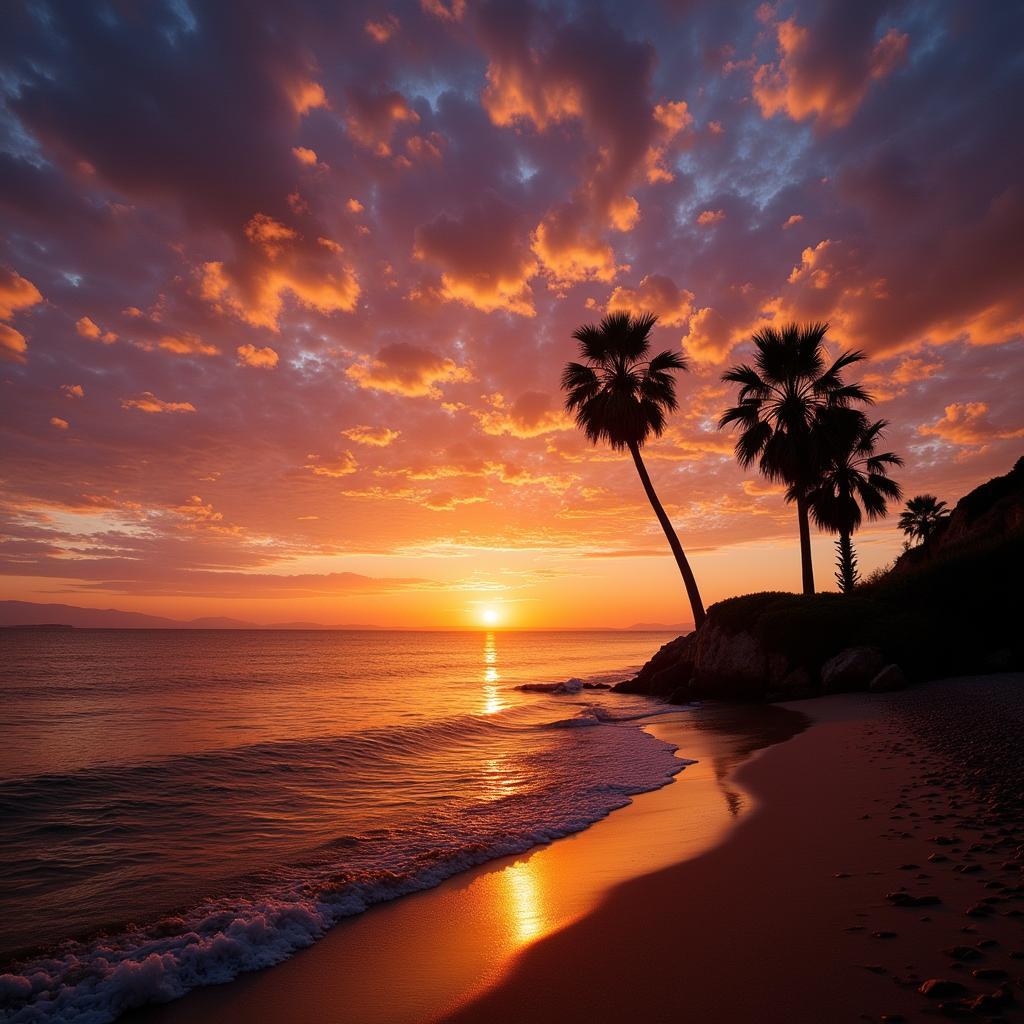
[{"left": 134, "top": 672, "right": 1024, "bottom": 1024}]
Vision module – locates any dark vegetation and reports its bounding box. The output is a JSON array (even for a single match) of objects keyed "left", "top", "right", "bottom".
[{"left": 616, "top": 457, "right": 1024, "bottom": 702}]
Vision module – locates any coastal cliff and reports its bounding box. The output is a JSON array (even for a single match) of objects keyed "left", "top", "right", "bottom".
[{"left": 618, "top": 457, "right": 1024, "bottom": 703}]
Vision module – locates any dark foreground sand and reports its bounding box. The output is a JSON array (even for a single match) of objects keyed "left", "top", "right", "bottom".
[{"left": 138, "top": 674, "right": 1024, "bottom": 1024}]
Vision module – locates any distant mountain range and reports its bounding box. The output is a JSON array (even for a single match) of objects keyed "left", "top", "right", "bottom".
[
  {"left": 0, "top": 600, "right": 691, "bottom": 632},
  {"left": 0, "top": 601, "right": 387, "bottom": 630}
]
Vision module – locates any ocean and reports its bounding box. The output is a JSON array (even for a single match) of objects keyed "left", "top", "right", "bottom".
[{"left": 0, "top": 628, "right": 686, "bottom": 1023}]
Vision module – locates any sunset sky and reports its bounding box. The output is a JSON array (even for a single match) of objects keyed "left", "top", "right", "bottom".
[{"left": 1, "top": 0, "right": 1022, "bottom": 628}]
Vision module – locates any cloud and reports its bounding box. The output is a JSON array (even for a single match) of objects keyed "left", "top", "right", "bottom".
[
  {"left": 473, "top": 392, "right": 573, "bottom": 438},
  {"left": 61, "top": 384, "right": 84, "bottom": 398},
  {"left": 365, "top": 14, "right": 400, "bottom": 43},
  {"left": 607, "top": 275, "right": 694, "bottom": 327},
  {"left": 346, "top": 343, "right": 473, "bottom": 398},
  {"left": 0, "top": 267, "right": 43, "bottom": 321},
  {"left": 50, "top": 417, "right": 69, "bottom": 430},
  {"left": 414, "top": 195, "right": 538, "bottom": 315},
  {"left": 918, "top": 402, "right": 1024, "bottom": 449},
  {"left": 286, "top": 79, "right": 328, "bottom": 116},
  {"left": 292, "top": 146, "right": 319, "bottom": 166},
  {"left": 236, "top": 344, "right": 279, "bottom": 368},
  {"left": 305, "top": 451, "right": 359, "bottom": 477},
  {"left": 345, "top": 88, "right": 419, "bottom": 155},
  {"left": 532, "top": 204, "right": 619, "bottom": 285},
  {"left": 696, "top": 209, "right": 726, "bottom": 226},
  {"left": 0, "top": 323, "right": 28, "bottom": 363},
  {"left": 244, "top": 213, "right": 299, "bottom": 259},
  {"left": 782, "top": 214, "right": 804, "bottom": 229},
  {"left": 421, "top": 0, "right": 466, "bottom": 22},
  {"left": 342, "top": 425, "right": 401, "bottom": 447},
  {"left": 151, "top": 333, "right": 220, "bottom": 357},
  {"left": 121, "top": 392, "right": 196, "bottom": 414},
  {"left": 75, "top": 316, "right": 117, "bottom": 344},
  {"left": 753, "top": 10, "right": 909, "bottom": 129}
]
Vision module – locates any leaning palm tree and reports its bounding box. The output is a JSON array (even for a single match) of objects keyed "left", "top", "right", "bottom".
[
  {"left": 898, "top": 494, "right": 949, "bottom": 546},
  {"left": 562, "top": 311, "right": 706, "bottom": 628},
  {"left": 802, "top": 414, "right": 903, "bottom": 593},
  {"left": 719, "top": 322, "right": 871, "bottom": 595}
]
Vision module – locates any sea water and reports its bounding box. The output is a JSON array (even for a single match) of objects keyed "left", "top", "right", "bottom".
[{"left": 0, "top": 628, "right": 685, "bottom": 1022}]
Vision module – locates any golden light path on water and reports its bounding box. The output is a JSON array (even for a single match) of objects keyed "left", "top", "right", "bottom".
[{"left": 481, "top": 631, "right": 505, "bottom": 715}]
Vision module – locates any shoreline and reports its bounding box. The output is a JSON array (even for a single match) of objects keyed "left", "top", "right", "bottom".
[
  {"left": 134, "top": 673, "right": 1024, "bottom": 1024},
  {"left": 132, "top": 701, "right": 806, "bottom": 1024}
]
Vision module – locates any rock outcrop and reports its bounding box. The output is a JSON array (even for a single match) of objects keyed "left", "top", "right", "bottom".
[{"left": 616, "top": 456, "right": 1024, "bottom": 704}]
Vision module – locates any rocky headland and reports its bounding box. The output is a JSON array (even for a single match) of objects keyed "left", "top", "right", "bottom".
[{"left": 617, "top": 457, "right": 1024, "bottom": 703}]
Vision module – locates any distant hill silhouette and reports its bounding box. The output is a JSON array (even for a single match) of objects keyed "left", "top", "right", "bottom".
[{"left": 0, "top": 602, "right": 390, "bottom": 630}]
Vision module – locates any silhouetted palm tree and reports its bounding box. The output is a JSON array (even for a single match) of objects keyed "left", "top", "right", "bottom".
[
  {"left": 802, "top": 414, "right": 903, "bottom": 593},
  {"left": 719, "top": 322, "right": 870, "bottom": 595},
  {"left": 562, "top": 312, "right": 706, "bottom": 628},
  {"left": 898, "top": 494, "right": 949, "bottom": 546}
]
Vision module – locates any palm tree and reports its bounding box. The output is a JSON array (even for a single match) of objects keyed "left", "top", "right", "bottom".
[
  {"left": 719, "top": 322, "right": 871, "bottom": 595},
  {"left": 561, "top": 311, "right": 706, "bottom": 628},
  {"left": 802, "top": 414, "right": 903, "bottom": 593},
  {"left": 898, "top": 494, "right": 949, "bottom": 546}
]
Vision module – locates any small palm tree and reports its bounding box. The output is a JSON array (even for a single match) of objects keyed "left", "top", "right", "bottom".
[
  {"left": 562, "top": 311, "right": 706, "bottom": 628},
  {"left": 719, "top": 322, "right": 871, "bottom": 594},
  {"left": 802, "top": 414, "right": 903, "bottom": 593},
  {"left": 898, "top": 494, "right": 949, "bottom": 546}
]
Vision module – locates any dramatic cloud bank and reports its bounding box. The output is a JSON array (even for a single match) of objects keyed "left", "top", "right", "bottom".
[{"left": 0, "top": 0, "right": 1021, "bottom": 626}]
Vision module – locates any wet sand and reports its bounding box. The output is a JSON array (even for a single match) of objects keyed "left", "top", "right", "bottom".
[
  {"left": 136, "top": 674, "right": 1024, "bottom": 1024},
  {"left": 133, "top": 702, "right": 807, "bottom": 1024}
]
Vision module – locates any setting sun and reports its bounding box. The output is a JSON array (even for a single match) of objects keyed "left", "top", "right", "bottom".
[{"left": 480, "top": 606, "right": 502, "bottom": 627}]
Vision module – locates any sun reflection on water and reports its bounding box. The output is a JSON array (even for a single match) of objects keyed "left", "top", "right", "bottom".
[
  {"left": 481, "top": 631, "right": 506, "bottom": 716},
  {"left": 502, "top": 859, "right": 547, "bottom": 945}
]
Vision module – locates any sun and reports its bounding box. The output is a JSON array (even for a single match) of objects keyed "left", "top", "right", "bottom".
[{"left": 480, "top": 606, "right": 502, "bottom": 627}]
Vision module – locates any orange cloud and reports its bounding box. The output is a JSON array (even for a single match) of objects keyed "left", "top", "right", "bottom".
[
  {"left": 783, "top": 213, "right": 804, "bottom": 229},
  {"left": 365, "top": 13, "right": 400, "bottom": 42},
  {"left": 414, "top": 196, "right": 538, "bottom": 315},
  {"left": 149, "top": 332, "right": 219, "bottom": 357},
  {"left": 305, "top": 451, "right": 358, "bottom": 477},
  {"left": 645, "top": 101, "right": 694, "bottom": 184},
  {"left": 346, "top": 343, "right": 473, "bottom": 398},
  {"left": 0, "top": 323, "right": 28, "bottom": 363},
  {"left": 200, "top": 251, "right": 360, "bottom": 331},
  {"left": 287, "top": 79, "right": 328, "bottom": 116},
  {"left": 50, "top": 416, "right": 69, "bottom": 430},
  {"left": 244, "top": 213, "right": 299, "bottom": 259},
  {"left": 342, "top": 425, "right": 401, "bottom": 447},
  {"left": 345, "top": 88, "right": 419, "bottom": 155},
  {"left": 292, "top": 146, "right": 319, "bottom": 166},
  {"left": 420, "top": 0, "right": 465, "bottom": 22},
  {"left": 918, "top": 402, "right": 1024, "bottom": 449},
  {"left": 473, "top": 392, "right": 573, "bottom": 438},
  {"left": 754, "top": 18, "right": 909, "bottom": 128},
  {"left": 607, "top": 274, "right": 694, "bottom": 327},
  {"left": 696, "top": 208, "right": 726, "bottom": 226},
  {"left": 75, "top": 316, "right": 117, "bottom": 343},
  {"left": 121, "top": 392, "right": 196, "bottom": 414},
  {"left": 61, "top": 383, "right": 84, "bottom": 398},
  {"left": 532, "top": 205, "right": 619, "bottom": 285},
  {"left": 236, "top": 344, "right": 279, "bottom": 368},
  {"left": 683, "top": 306, "right": 746, "bottom": 363},
  {"left": 0, "top": 267, "right": 43, "bottom": 322}
]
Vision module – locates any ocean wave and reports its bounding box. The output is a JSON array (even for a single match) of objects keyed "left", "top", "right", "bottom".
[{"left": 515, "top": 677, "right": 612, "bottom": 694}]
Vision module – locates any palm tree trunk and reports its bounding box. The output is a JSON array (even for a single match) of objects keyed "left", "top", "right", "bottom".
[
  {"left": 796, "top": 493, "right": 815, "bottom": 595},
  {"left": 627, "top": 441, "right": 706, "bottom": 629},
  {"left": 834, "top": 530, "right": 859, "bottom": 593}
]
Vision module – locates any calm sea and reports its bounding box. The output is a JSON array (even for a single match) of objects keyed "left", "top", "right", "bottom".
[{"left": 0, "top": 628, "right": 684, "bottom": 1023}]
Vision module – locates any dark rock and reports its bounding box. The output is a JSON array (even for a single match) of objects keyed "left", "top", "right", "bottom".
[
  {"left": 972, "top": 968, "right": 1008, "bottom": 980},
  {"left": 965, "top": 903, "right": 995, "bottom": 917},
  {"left": 919, "top": 978, "right": 969, "bottom": 998},
  {"left": 942, "top": 945, "right": 982, "bottom": 961},
  {"left": 821, "top": 646, "right": 886, "bottom": 693},
  {"left": 869, "top": 664, "right": 907, "bottom": 692},
  {"left": 886, "top": 891, "right": 941, "bottom": 907}
]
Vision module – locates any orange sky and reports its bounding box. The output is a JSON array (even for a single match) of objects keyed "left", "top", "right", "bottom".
[{"left": 1, "top": 1, "right": 1022, "bottom": 628}]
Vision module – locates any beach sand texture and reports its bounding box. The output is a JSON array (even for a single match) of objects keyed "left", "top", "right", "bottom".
[{"left": 136, "top": 674, "right": 1024, "bottom": 1024}]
